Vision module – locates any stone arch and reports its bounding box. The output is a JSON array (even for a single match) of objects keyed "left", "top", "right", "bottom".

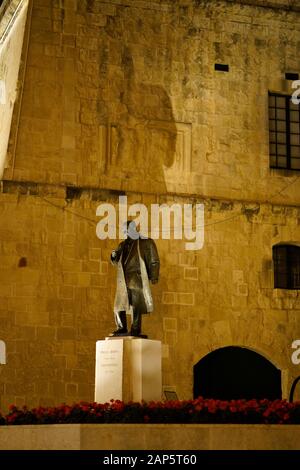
[
  {"left": 193, "top": 343, "right": 285, "bottom": 371},
  {"left": 193, "top": 345, "right": 282, "bottom": 400}
]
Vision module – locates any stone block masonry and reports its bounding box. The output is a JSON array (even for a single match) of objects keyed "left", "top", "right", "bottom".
[
  {"left": 0, "top": 180, "right": 299, "bottom": 407},
  {"left": 0, "top": 0, "right": 299, "bottom": 408}
]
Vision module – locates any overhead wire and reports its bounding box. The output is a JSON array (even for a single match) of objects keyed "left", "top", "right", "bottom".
[{"left": 37, "top": 173, "right": 300, "bottom": 233}]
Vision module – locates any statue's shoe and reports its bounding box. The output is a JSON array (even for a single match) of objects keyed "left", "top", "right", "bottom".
[
  {"left": 111, "top": 328, "right": 128, "bottom": 336},
  {"left": 130, "top": 328, "right": 140, "bottom": 337},
  {"left": 130, "top": 329, "right": 147, "bottom": 338}
]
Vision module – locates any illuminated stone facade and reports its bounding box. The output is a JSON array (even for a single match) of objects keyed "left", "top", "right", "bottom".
[{"left": 0, "top": 0, "right": 300, "bottom": 409}]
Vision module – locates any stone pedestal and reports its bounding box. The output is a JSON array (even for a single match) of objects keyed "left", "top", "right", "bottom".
[{"left": 95, "top": 337, "right": 162, "bottom": 403}]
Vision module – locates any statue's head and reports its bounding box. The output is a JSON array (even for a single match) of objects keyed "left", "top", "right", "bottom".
[{"left": 123, "top": 220, "right": 139, "bottom": 240}]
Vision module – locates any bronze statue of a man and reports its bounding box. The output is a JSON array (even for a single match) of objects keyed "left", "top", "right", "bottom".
[{"left": 111, "top": 221, "right": 160, "bottom": 337}]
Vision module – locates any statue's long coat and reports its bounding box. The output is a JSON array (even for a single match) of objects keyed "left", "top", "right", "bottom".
[{"left": 111, "top": 238, "right": 160, "bottom": 315}]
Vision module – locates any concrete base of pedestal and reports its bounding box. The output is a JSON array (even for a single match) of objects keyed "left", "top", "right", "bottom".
[{"left": 95, "top": 337, "right": 162, "bottom": 403}]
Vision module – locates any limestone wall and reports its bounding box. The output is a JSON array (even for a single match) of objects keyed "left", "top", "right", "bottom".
[
  {"left": 3, "top": 0, "right": 300, "bottom": 203},
  {"left": 0, "top": 181, "right": 299, "bottom": 408},
  {"left": 0, "top": 0, "right": 299, "bottom": 409}
]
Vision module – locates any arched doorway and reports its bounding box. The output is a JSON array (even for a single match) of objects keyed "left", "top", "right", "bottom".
[{"left": 194, "top": 346, "right": 281, "bottom": 400}]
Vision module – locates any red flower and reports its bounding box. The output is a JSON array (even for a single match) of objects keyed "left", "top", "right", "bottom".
[
  {"left": 8, "top": 405, "right": 17, "bottom": 412},
  {"left": 2, "top": 399, "right": 300, "bottom": 425}
]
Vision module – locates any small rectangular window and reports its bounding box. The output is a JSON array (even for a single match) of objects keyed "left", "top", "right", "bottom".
[
  {"left": 273, "top": 245, "right": 300, "bottom": 289},
  {"left": 214, "top": 63, "right": 229, "bottom": 72},
  {"left": 285, "top": 72, "right": 299, "bottom": 81},
  {"left": 268, "top": 92, "right": 300, "bottom": 171}
]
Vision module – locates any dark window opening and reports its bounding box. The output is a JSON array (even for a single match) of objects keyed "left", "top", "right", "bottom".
[
  {"left": 194, "top": 346, "right": 281, "bottom": 400},
  {"left": 268, "top": 92, "right": 300, "bottom": 171},
  {"left": 214, "top": 63, "right": 229, "bottom": 72},
  {"left": 285, "top": 72, "right": 299, "bottom": 81},
  {"left": 273, "top": 244, "right": 300, "bottom": 290}
]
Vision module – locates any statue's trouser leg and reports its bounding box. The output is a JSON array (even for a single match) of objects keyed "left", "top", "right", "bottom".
[
  {"left": 114, "top": 311, "right": 127, "bottom": 331},
  {"left": 131, "top": 308, "right": 142, "bottom": 336}
]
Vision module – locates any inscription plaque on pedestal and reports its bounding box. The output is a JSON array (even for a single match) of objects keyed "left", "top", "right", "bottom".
[
  {"left": 95, "top": 337, "right": 162, "bottom": 403},
  {"left": 95, "top": 340, "right": 123, "bottom": 403}
]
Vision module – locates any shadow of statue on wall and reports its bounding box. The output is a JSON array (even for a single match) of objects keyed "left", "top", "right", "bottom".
[{"left": 103, "top": 45, "right": 180, "bottom": 194}]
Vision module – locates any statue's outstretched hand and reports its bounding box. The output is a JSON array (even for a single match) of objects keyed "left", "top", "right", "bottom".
[{"left": 110, "top": 250, "right": 119, "bottom": 265}]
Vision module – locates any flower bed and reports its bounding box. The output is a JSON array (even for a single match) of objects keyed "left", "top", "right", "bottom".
[{"left": 1, "top": 398, "right": 300, "bottom": 425}]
